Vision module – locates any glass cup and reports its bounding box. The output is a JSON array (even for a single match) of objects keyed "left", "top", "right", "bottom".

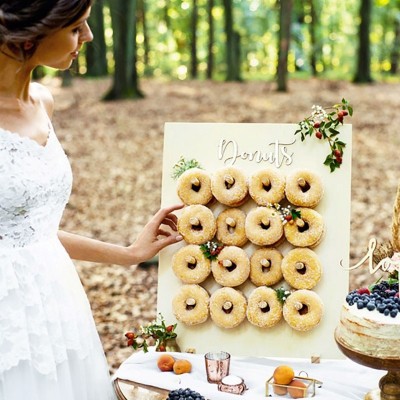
[{"left": 204, "top": 351, "right": 231, "bottom": 384}]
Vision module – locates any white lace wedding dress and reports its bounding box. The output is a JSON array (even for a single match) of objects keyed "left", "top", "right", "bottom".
[{"left": 0, "top": 126, "right": 116, "bottom": 399}]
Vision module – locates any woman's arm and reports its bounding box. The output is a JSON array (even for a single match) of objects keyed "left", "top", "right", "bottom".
[{"left": 58, "top": 204, "right": 183, "bottom": 266}]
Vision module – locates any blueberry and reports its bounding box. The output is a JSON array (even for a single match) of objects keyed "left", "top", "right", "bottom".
[
  {"left": 390, "top": 309, "right": 398, "bottom": 318},
  {"left": 357, "top": 300, "right": 365, "bottom": 309},
  {"left": 366, "top": 302, "right": 375, "bottom": 311}
]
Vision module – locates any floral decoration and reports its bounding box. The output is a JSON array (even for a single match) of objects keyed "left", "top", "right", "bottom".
[
  {"left": 268, "top": 203, "right": 301, "bottom": 225},
  {"left": 200, "top": 241, "right": 224, "bottom": 260},
  {"left": 295, "top": 98, "right": 353, "bottom": 172},
  {"left": 171, "top": 156, "right": 202, "bottom": 179},
  {"left": 276, "top": 287, "right": 291, "bottom": 304},
  {"left": 125, "top": 313, "right": 177, "bottom": 353}
]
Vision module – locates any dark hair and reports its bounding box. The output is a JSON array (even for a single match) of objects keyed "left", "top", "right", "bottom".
[{"left": 0, "top": 0, "right": 93, "bottom": 60}]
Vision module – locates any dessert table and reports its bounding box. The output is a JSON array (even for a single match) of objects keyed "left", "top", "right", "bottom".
[{"left": 113, "top": 351, "right": 385, "bottom": 399}]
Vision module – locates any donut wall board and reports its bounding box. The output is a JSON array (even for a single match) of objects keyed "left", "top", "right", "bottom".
[{"left": 158, "top": 122, "right": 352, "bottom": 360}]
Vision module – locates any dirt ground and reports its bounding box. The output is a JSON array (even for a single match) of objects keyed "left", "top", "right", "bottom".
[{"left": 48, "top": 77, "right": 400, "bottom": 372}]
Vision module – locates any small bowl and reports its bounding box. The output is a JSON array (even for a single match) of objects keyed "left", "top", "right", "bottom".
[{"left": 218, "top": 375, "right": 247, "bottom": 395}]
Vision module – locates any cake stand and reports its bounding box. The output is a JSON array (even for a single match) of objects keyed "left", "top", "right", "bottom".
[{"left": 335, "top": 330, "right": 400, "bottom": 400}]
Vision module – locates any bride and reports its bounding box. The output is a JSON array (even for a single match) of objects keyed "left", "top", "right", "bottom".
[{"left": 0, "top": 1, "right": 182, "bottom": 399}]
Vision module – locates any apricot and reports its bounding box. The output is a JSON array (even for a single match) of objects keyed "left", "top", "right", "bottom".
[
  {"left": 288, "top": 379, "right": 307, "bottom": 399},
  {"left": 272, "top": 384, "right": 288, "bottom": 396},
  {"left": 157, "top": 354, "right": 175, "bottom": 372},
  {"left": 173, "top": 359, "right": 192, "bottom": 375},
  {"left": 273, "top": 365, "right": 295, "bottom": 385}
]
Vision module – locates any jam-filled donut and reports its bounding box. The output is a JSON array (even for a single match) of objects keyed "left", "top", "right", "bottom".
[
  {"left": 249, "top": 248, "right": 283, "bottom": 287},
  {"left": 283, "top": 289, "right": 324, "bottom": 331},
  {"left": 285, "top": 170, "right": 323, "bottom": 208},
  {"left": 216, "top": 208, "right": 248, "bottom": 247},
  {"left": 245, "top": 207, "right": 284, "bottom": 246},
  {"left": 177, "top": 205, "right": 217, "bottom": 245},
  {"left": 172, "top": 245, "right": 211, "bottom": 284},
  {"left": 283, "top": 208, "right": 324, "bottom": 248},
  {"left": 211, "top": 246, "right": 250, "bottom": 287},
  {"left": 211, "top": 167, "right": 248, "bottom": 207},
  {"left": 172, "top": 284, "right": 210, "bottom": 325},
  {"left": 249, "top": 168, "right": 286, "bottom": 206},
  {"left": 247, "top": 287, "right": 283, "bottom": 328},
  {"left": 177, "top": 168, "right": 213, "bottom": 205},
  {"left": 210, "top": 287, "right": 247, "bottom": 329},
  {"left": 281, "top": 248, "right": 322, "bottom": 290}
]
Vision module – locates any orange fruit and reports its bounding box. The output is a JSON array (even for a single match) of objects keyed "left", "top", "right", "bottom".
[
  {"left": 157, "top": 354, "right": 175, "bottom": 372},
  {"left": 273, "top": 365, "right": 295, "bottom": 385},
  {"left": 288, "top": 379, "right": 307, "bottom": 399},
  {"left": 273, "top": 384, "right": 288, "bottom": 396},
  {"left": 173, "top": 359, "right": 192, "bottom": 375}
]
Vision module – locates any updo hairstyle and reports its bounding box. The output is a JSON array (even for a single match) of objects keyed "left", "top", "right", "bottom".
[{"left": 0, "top": 0, "right": 93, "bottom": 60}]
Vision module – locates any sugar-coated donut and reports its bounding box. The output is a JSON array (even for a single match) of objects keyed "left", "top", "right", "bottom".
[
  {"left": 216, "top": 208, "right": 248, "bottom": 247},
  {"left": 172, "top": 284, "right": 210, "bottom": 325},
  {"left": 172, "top": 245, "right": 211, "bottom": 284},
  {"left": 285, "top": 170, "right": 323, "bottom": 208},
  {"left": 283, "top": 208, "right": 324, "bottom": 248},
  {"left": 281, "top": 248, "right": 322, "bottom": 290},
  {"left": 211, "top": 167, "right": 248, "bottom": 207},
  {"left": 249, "top": 248, "right": 283, "bottom": 287},
  {"left": 211, "top": 246, "right": 250, "bottom": 287},
  {"left": 177, "top": 205, "right": 217, "bottom": 245},
  {"left": 247, "top": 287, "right": 283, "bottom": 328},
  {"left": 210, "top": 287, "right": 247, "bottom": 329},
  {"left": 283, "top": 289, "right": 324, "bottom": 331},
  {"left": 177, "top": 168, "right": 213, "bottom": 205},
  {"left": 245, "top": 207, "right": 284, "bottom": 246},
  {"left": 249, "top": 168, "right": 286, "bottom": 206}
]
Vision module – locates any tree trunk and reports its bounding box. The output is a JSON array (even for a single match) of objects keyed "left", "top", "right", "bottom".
[
  {"left": 223, "top": 0, "right": 241, "bottom": 81},
  {"left": 190, "top": 0, "right": 198, "bottom": 79},
  {"left": 104, "top": 0, "right": 143, "bottom": 100},
  {"left": 353, "top": 0, "right": 373, "bottom": 83},
  {"left": 390, "top": 13, "right": 400, "bottom": 74},
  {"left": 276, "top": 0, "right": 293, "bottom": 91},
  {"left": 86, "top": 0, "right": 108, "bottom": 77},
  {"left": 206, "top": 0, "right": 215, "bottom": 80},
  {"left": 138, "top": 0, "right": 150, "bottom": 70},
  {"left": 309, "top": 0, "right": 317, "bottom": 76}
]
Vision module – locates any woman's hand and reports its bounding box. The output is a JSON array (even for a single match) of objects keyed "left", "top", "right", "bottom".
[{"left": 126, "top": 204, "right": 184, "bottom": 264}]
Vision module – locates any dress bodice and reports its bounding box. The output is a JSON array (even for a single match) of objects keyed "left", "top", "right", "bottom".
[{"left": 0, "top": 126, "right": 72, "bottom": 248}]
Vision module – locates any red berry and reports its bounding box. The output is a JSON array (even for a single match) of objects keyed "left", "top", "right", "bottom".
[
  {"left": 357, "top": 287, "right": 370, "bottom": 295},
  {"left": 313, "top": 122, "right": 321, "bottom": 128},
  {"left": 316, "top": 131, "right": 323, "bottom": 139},
  {"left": 285, "top": 215, "right": 293, "bottom": 221},
  {"left": 342, "top": 110, "right": 349, "bottom": 116},
  {"left": 334, "top": 149, "right": 341, "bottom": 158},
  {"left": 337, "top": 111, "right": 344, "bottom": 118},
  {"left": 158, "top": 345, "right": 166, "bottom": 352},
  {"left": 125, "top": 331, "right": 135, "bottom": 339},
  {"left": 166, "top": 325, "right": 174, "bottom": 332},
  {"left": 127, "top": 338, "right": 134, "bottom": 346}
]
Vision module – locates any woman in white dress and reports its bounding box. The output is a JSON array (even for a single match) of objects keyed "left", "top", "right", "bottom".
[{"left": 0, "top": 1, "right": 183, "bottom": 399}]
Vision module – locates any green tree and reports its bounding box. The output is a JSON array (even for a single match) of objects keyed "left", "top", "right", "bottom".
[
  {"left": 223, "top": 0, "right": 241, "bottom": 81},
  {"left": 104, "top": 0, "right": 143, "bottom": 100},
  {"left": 190, "top": 0, "right": 199, "bottom": 78},
  {"left": 354, "top": 0, "right": 373, "bottom": 83},
  {"left": 277, "top": 0, "right": 293, "bottom": 91},
  {"left": 206, "top": 0, "right": 215, "bottom": 79},
  {"left": 86, "top": 0, "right": 108, "bottom": 77}
]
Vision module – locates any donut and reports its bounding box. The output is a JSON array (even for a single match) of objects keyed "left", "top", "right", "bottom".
[
  {"left": 246, "top": 287, "right": 283, "bottom": 328},
  {"left": 211, "top": 167, "right": 248, "bottom": 207},
  {"left": 283, "top": 208, "right": 324, "bottom": 248},
  {"left": 177, "top": 205, "right": 217, "bottom": 245},
  {"left": 283, "top": 289, "right": 324, "bottom": 331},
  {"left": 209, "top": 287, "right": 247, "bottom": 329},
  {"left": 281, "top": 248, "right": 322, "bottom": 290},
  {"left": 216, "top": 208, "right": 248, "bottom": 247},
  {"left": 285, "top": 170, "right": 323, "bottom": 208},
  {"left": 249, "top": 168, "right": 285, "bottom": 206},
  {"left": 172, "top": 245, "right": 211, "bottom": 284},
  {"left": 211, "top": 246, "right": 250, "bottom": 287},
  {"left": 245, "top": 207, "right": 284, "bottom": 246},
  {"left": 249, "top": 248, "right": 283, "bottom": 287},
  {"left": 172, "top": 284, "right": 210, "bottom": 325},
  {"left": 177, "top": 168, "right": 213, "bottom": 205}
]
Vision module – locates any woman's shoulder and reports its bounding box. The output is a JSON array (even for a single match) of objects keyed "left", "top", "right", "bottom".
[{"left": 30, "top": 82, "right": 54, "bottom": 118}]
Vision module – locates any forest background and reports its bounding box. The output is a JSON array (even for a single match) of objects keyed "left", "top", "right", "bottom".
[{"left": 36, "top": 0, "right": 400, "bottom": 371}]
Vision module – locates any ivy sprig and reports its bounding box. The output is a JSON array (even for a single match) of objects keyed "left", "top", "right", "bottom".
[
  {"left": 295, "top": 98, "right": 353, "bottom": 172},
  {"left": 275, "top": 287, "right": 291, "bottom": 304},
  {"left": 200, "top": 241, "right": 224, "bottom": 260},
  {"left": 171, "top": 156, "right": 202, "bottom": 180}
]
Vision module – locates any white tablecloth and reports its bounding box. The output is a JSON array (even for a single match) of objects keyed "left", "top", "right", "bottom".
[{"left": 114, "top": 351, "right": 384, "bottom": 399}]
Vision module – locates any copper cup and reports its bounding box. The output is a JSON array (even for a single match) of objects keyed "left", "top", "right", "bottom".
[{"left": 204, "top": 351, "right": 231, "bottom": 384}]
